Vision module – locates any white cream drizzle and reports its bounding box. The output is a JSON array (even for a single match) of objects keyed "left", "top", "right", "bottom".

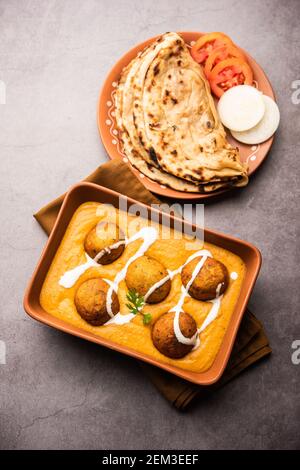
[
  {"left": 172, "top": 286, "right": 198, "bottom": 346},
  {"left": 170, "top": 251, "right": 211, "bottom": 347},
  {"left": 105, "top": 227, "right": 158, "bottom": 318},
  {"left": 144, "top": 250, "right": 212, "bottom": 346},
  {"left": 59, "top": 253, "right": 97, "bottom": 288},
  {"left": 94, "top": 239, "right": 126, "bottom": 263},
  {"left": 59, "top": 240, "right": 127, "bottom": 288},
  {"left": 144, "top": 249, "right": 213, "bottom": 302},
  {"left": 105, "top": 312, "right": 136, "bottom": 325},
  {"left": 102, "top": 278, "right": 118, "bottom": 318},
  {"left": 143, "top": 273, "right": 171, "bottom": 302},
  {"left": 198, "top": 283, "right": 223, "bottom": 334},
  {"left": 59, "top": 226, "right": 158, "bottom": 319},
  {"left": 191, "top": 284, "right": 224, "bottom": 350},
  {"left": 59, "top": 225, "right": 237, "bottom": 346}
]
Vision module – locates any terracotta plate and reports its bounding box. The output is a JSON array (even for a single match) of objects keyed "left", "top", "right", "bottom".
[
  {"left": 98, "top": 31, "right": 276, "bottom": 199},
  {"left": 24, "top": 182, "right": 261, "bottom": 385}
]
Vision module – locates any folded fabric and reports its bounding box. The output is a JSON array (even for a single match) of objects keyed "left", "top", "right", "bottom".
[
  {"left": 141, "top": 312, "right": 271, "bottom": 410},
  {"left": 34, "top": 159, "right": 271, "bottom": 410}
]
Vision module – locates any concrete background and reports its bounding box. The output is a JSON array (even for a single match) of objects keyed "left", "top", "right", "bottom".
[{"left": 0, "top": 0, "right": 299, "bottom": 450}]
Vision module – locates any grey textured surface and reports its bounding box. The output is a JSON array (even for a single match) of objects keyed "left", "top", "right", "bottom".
[{"left": 0, "top": 0, "right": 299, "bottom": 450}]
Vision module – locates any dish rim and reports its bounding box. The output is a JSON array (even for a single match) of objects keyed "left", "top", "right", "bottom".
[{"left": 24, "top": 182, "right": 262, "bottom": 385}]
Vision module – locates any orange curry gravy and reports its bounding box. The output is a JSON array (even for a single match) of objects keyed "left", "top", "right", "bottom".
[{"left": 40, "top": 202, "right": 245, "bottom": 372}]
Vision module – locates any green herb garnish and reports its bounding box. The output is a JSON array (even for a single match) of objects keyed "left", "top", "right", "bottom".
[
  {"left": 126, "top": 289, "right": 145, "bottom": 314},
  {"left": 142, "top": 313, "right": 152, "bottom": 325},
  {"left": 126, "top": 289, "right": 152, "bottom": 325}
]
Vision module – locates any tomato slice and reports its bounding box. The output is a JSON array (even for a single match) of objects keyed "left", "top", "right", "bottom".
[
  {"left": 209, "top": 58, "right": 253, "bottom": 98},
  {"left": 190, "top": 32, "right": 233, "bottom": 64},
  {"left": 204, "top": 45, "right": 245, "bottom": 79}
]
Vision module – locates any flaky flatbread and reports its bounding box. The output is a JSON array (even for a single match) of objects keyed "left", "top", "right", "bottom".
[{"left": 115, "top": 32, "right": 248, "bottom": 193}]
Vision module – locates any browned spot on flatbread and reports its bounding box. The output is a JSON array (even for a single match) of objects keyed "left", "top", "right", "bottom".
[
  {"left": 138, "top": 132, "right": 144, "bottom": 146},
  {"left": 149, "top": 122, "right": 161, "bottom": 130},
  {"left": 148, "top": 147, "right": 159, "bottom": 165}
]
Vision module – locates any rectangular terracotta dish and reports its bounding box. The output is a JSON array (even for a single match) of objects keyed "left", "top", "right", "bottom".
[{"left": 23, "top": 182, "right": 261, "bottom": 385}]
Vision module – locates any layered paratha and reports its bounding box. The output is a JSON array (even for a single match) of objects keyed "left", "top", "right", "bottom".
[{"left": 115, "top": 32, "right": 248, "bottom": 193}]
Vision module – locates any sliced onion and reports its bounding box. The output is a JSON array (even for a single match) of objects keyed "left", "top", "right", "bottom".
[
  {"left": 231, "top": 95, "right": 280, "bottom": 144},
  {"left": 217, "top": 85, "right": 265, "bottom": 132}
]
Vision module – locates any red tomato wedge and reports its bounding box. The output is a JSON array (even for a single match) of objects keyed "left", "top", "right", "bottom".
[
  {"left": 209, "top": 58, "right": 253, "bottom": 98},
  {"left": 190, "top": 32, "right": 233, "bottom": 64},
  {"left": 204, "top": 45, "right": 246, "bottom": 79}
]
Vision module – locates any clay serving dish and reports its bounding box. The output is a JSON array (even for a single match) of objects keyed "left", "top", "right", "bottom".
[
  {"left": 24, "top": 183, "right": 261, "bottom": 385},
  {"left": 98, "top": 31, "right": 276, "bottom": 200}
]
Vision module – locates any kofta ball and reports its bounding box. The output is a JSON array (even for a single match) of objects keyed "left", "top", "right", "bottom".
[
  {"left": 74, "top": 278, "right": 119, "bottom": 326},
  {"left": 181, "top": 256, "right": 229, "bottom": 301},
  {"left": 84, "top": 222, "right": 125, "bottom": 265},
  {"left": 152, "top": 311, "right": 197, "bottom": 359},
  {"left": 125, "top": 255, "right": 171, "bottom": 303}
]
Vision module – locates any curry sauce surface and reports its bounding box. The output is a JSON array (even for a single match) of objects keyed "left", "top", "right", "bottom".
[{"left": 40, "top": 202, "right": 245, "bottom": 372}]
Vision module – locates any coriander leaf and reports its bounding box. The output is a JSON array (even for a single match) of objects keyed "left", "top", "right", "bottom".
[
  {"left": 126, "top": 289, "right": 149, "bottom": 322},
  {"left": 143, "top": 313, "right": 152, "bottom": 325}
]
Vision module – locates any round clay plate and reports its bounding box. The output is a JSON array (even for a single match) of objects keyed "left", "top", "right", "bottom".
[{"left": 98, "top": 32, "right": 276, "bottom": 199}]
